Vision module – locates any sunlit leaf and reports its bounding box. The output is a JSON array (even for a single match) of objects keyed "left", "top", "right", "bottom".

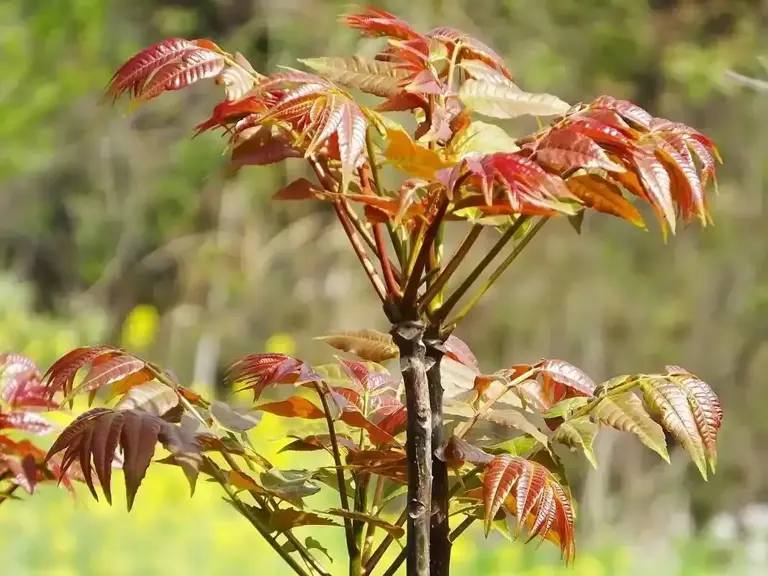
[
  {"left": 565, "top": 174, "right": 645, "bottom": 228},
  {"left": 483, "top": 455, "right": 575, "bottom": 561},
  {"left": 115, "top": 381, "right": 179, "bottom": 418},
  {"left": 299, "top": 57, "right": 409, "bottom": 97},
  {"left": 592, "top": 392, "right": 669, "bottom": 463},
  {"left": 316, "top": 329, "right": 399, "bottom": 362},
  {"left": 382, "top": 124, "right": 453, "bottom": 179},
  {"left": 459, "top": 79, "right": 570, "bottom": 119},
  {"left": 552, "top": 417, "right": 598, "bottom": 468},
  {"left": 255, "top": 397, "right": 325, "bottom": 420}
]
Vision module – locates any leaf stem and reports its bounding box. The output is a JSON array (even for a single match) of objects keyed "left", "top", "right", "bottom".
[
  {"left": 381, "top": 549, "right": 406, "bottom": 576},
  {"left": 146, "top": 364, "right": 209, "bottom": 429},
  {"left": 433, "top": 216, "right": 529, "bottom": 326},
  {"left": 401, "top": 198, "right": 450, "bottom": 310},
  {"left": 314, "top": 382, "right": 359, "bottom": 565},
  {"left": 362, "top": 476, "right": 385, "bottom": 563},
  {"left": 365, "top": 126, "right": 406, "bottom": 269},
  {"left": 365, "top": 509, "right": 407, "bottom": 573},
  {"left": 206, "top": 456, "right": 310, "bottom": 576},
  {"left": 449, "top": 516, "right": 475, "bottom": 542},
  {"left": 417, "top": 224, "right": 482, "bottom": 315},
  {"left": 455, "top": 368, "right": 538, "bottom": 440},
  {"left": 445, "top": 217, "right": 550, "bottom": 330}
]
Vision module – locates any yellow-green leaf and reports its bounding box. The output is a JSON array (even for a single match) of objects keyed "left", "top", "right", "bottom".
[
  {"left": 553, "top": 416, "right": 598, "bottom": 468},
  {"left": 459, "top": 79, "right": 570, "bottom": 120},
  {"left": 592, "top": 392, "right": 669, "bottom": 463}
]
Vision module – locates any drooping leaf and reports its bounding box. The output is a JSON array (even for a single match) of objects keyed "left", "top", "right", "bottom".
[
  {"left": 565, "top": 174, "right": 645, "bottom": 228},
  {"left": 41, "top": 346, "right": 116, "bottom": 399},
  {"left": 640, "top": 371, "right": 721, "bottom": 478},
  {"left": 255, "top": 397, "right": 326, "bottom": 420},
  {"left": 322, "top": 508, "right": 404, "bottom": 538},
  {"left": 76, "top": 354, "right": 148, "bottom": 399},
  {"left": 316, "top": 330, "right": 399, "bottom": 362},
  {"left": 439, "top": 436, "right": 494, "bottom": 468},
  {"left": 268, "top": 508, "right": 341, "bottom": 532},
  {"left": 279, "top": 434, "right": 358, "bottom": 454},
  {"left": 45, "top": 408, "right": 201, "bottom": 509},
  {"left": 552, "top": 417, "right": 598, "bottom": 468},
  {"left": 592, "top": 392, "right": 669, "bottom": 463},
  {"left": 444, "top": 335, "right": 481, "bottom": 372},
  {"left": 341, "top": 6, "right": 422, "bottom": 41},
  {"left": 428, "top": 26, "right": 513, "bottom": 81},
  {"left": 483, "top": 455, "right": 575, "bottom": 561},
  {"left": 260, "top": 468, "right": 322, "bottom": 501},
  {"left": 537, "top": 359, "right": 596, "bottom": 400},
  {"left": 209, "top": 401, "right": 262, "bottom": 432},
  {"left": 138, "top": 49, "right": 226, "bottom": 101},
  {"left": 459, "top": 79, "right": 570, "bottom": 120}
]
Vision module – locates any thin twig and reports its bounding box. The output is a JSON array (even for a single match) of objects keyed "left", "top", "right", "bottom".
[
  {"left": 455, "top": 368, "right": 537, "bottom": 440},
  {"left": 206, "top": 456, "right": 310, "bottom": 576},
  {"left": 445, "top": 217, "right": 549, "bottom": 330},
  {"left": 449, "top": 516, "right": 475, "bottom": 542},
  {"left": 364, "top": 509, "right": 407, "bottom": 572},
  {"left": 314, "top": 382, "right": 359, "bottom": 564},
  {"left": 381, "top": 549, "right": 406, "bottom": 576},
  {"left": 401, "top": 198, "right": 450, "bottom": 309},
  {"left": 434, "top": 216, "right": 529, "bottom": 325},
  {"left": 417, "top": 224, "right": 482, "bottom": 314}
]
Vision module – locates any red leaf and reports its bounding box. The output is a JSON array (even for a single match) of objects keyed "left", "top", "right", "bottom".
[
  {"left": 341, "top": 7, "right": 422, "bottom": 41},
  {"left": 0, "top": 412, "right": 55, "bottom": 436},
  {"left": 428, "top": 26, "right": 513, "bottom": 80},
  {"left": 444, "top": 335, "right": 480, "bottom": 372},
  {"left": 483, "top": 455, "right": 575, "bottom": 561},
  {"left": 108, "top": 38, "right": 199, "bottom": 100},
  {"left": 227, "top": 354, "right": 318, "bottom": 400},
  {"left": 80, "top": 354, "right": 147, "bottom": 396},
  {"left": 272, "top": 178, "right": 328, "bottom": 201},
  {"left": 534, "top": 129, "right": 625, "bottom": 173},
  {"left": 42, "top": 346, "right": 117, "bottom": 399},
  {"left": 537, "top": 359, "right": 596, "bottom": 399},
  {"left": 139, "top": 49, "right": 226, "bottom": 101},
  {"left": 590, "top": 95, "right": 652, "bottom": 130}
]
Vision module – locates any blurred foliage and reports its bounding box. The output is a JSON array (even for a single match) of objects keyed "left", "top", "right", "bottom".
[{"left": 1, "top": 0, "right": 768, "bottom": 573}]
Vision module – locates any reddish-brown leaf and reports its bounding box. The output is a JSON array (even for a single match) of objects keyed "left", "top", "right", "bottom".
[
  {"left": 139, "top": 49, "right": 226, "bottom": 101},
  {"left": 341, "top": 7, "right": 422, "bottom": 41},
  {"left": 42, "top": 346, "right": 117, "bottom": 399},
  {"left": 255, "top": 397, "right": 325, "bottom": 420},
  {"left": 537, "top": 359, "right": 596, "bottom": 400},
  {"left": 590, "top": 95, "right": 652, "bottom": 130},
  {"left": 79, "top": 354, "right": 147, "bottom": 397},
  {"left": 428, "top": 26, "right": 513, "bottom": 80},
  {"left": 483, "top": 455, "right": 575, "bottom": 561},
  {"left": 279, "top": 434, "right": 358, "bottom": 454},
  {"left": 227, "top": 354, "right": 318, "bottom": 400},
  {"left": 565, "top": 174, "right": 644, "bottom": 228},
  {"left": 272, "top": 178, "right": 329, "bottom": 201},
  {"left": 46, "top": 408, "right": 201, "bottom": 509},
  {"left": 316, "top": 330, "right": 399, "bottom": 363},
  {"left": 0, "top": 412, "right": 55, "bottom": 436},
  {"left": 444, "top": 335, "right": 480, "bottom": 372},
  {"left": 535, "top": 129, "right": 625, "bottom": 173},
  {"left": 108, "top": 38, "right": 200, "bottom": 100}
]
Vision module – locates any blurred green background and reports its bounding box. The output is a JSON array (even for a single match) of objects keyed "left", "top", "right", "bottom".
[{"left": 1, "top": 0, "right": 768, "bottom": 574}]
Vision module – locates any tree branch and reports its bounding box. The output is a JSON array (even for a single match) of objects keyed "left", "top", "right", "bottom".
[
  {"left": 417, "top": 224, "right": 482, "bottom": 315},
  {"left": 433, "top": 216, "right": 529, "bottom": 326},
  {"left": 444, "top": 217, "right": 549, "bottom": 330},
  {"left": 391, "top": 319, "right": 431, "bottom": 576},
  {"left": 314, "top": 382, "right": 359, "bottom": 567}
]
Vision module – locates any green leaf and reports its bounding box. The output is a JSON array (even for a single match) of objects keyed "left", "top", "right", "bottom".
[
  {"left": 484, "top": 434, "right": 540, "bottom": 456},
  {"left": 260, "top": 468, "right": 322, "bottom": 500},
  {"left": 542, "top": 397, "right": 590, "bottom": 419},
  {"left": 592, "top": 392, "right": 669, "bottom": 463},
  {"left": 553, "top": 416, "right": 598, "bottom": 468},
  {"left": 459, "top": 79, "right": 570, "bottom": 120}
]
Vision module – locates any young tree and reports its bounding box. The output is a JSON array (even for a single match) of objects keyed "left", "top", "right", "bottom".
[{"left": 15, "top": 7, "right": 724, "bottom": 576}]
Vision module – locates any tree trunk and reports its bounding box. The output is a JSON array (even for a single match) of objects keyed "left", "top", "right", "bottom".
[
  {"left": 391, "top": 320, "right": 431, "bottom": 576},
  {"left": 426, "top": 331, "right": 450, "bottom": 576}
]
